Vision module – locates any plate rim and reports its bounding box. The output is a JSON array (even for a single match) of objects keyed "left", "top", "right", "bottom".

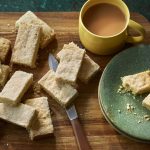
[{"left": 98, "top": 44, "right": 150, "bottom": 142}]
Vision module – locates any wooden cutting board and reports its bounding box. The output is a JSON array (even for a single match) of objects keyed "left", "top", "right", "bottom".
[{"left": 0, "top": 12, "right": 150, "bottom": 150}]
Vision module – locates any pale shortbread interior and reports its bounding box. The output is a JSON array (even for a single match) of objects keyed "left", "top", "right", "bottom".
[
  {"left": 122, "top": 71, "right": 150, "bottom": 94},
  {"left": 0, "top": 71, "right": 33, "bottom": 105},
  {"left": 56, "top": 42, "right": 85, "bottom": 84},
  {"left": 25, "top": 97, "right": 53, "bottom": 140},
  {"left": 143, "top": 94, "right": 150, "bottom": 110},
  {"left": 38, "top": 69, "right": 78, "bottom": 107},
  {"left": 57, "top": 42, "right": 100, "bottom": 83},
  {"left": 11, "top": 24, "right": 41, "bottom": 68},
  {"left": 0, "top": 103, "right": 35, "bottom": 129}
]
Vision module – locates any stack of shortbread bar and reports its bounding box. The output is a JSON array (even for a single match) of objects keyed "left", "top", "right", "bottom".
[
  {"left": 0, "top": 11, "right": 100, "bottom": 140},
  {"left": 39, "top": 42, "right": 100, "bottom": 107}
]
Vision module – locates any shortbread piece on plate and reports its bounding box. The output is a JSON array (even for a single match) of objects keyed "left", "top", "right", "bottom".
[
  {"left": 15, "top": 11, "right": 55, "bottom": 49},
  {"left": 38, "top": 70, "right": 78, "bottom": 107},
  {"left": 0, "top": 38, "right": 11, "bottom": 62},
  {"left": 0, "top": 103, "right": 36, "bottom": 129},
  {"left": 11, "top": 24, "right": 41, "bottom": 68},
  {"left": 56, "top": 42, "right": 85, "bottom": 84},
  {"left": 0, "top": 65, "right": 10, "bottom": 86},
  {"left": 142, "top": 94, "right": 150, "bottom": 110},
  {"left": 0, "top": 71, "right": 33, "bottom": 105},
  {"left": 25, "top": 97, "right": 53, "bottom": 140},
  {"left": 121, "top": 70, "right": 150, "bottom": 94}
]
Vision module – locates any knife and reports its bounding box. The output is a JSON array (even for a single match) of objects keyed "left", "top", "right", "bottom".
[{"left": 48, "top": 53, "right": 91, "bottom": 150}]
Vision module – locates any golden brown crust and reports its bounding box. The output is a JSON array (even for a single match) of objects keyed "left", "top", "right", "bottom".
[
  {"left": 75, "top": 54, "right": 100, "bottom": 83},
  {"left": 0, "top": 38, "right": 11, "bottom": 62},
  {"left": 0, "top": 65, "right": 10, "bottom": 86}
]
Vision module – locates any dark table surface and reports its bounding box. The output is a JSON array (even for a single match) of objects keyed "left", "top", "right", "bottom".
[{"left": 0, "top": 0, "right": 149, "bottom": 20}]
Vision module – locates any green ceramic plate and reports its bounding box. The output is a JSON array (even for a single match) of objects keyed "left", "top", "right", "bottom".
[{"left": 99, "top": 44, "right": 150, "bottom": 142}]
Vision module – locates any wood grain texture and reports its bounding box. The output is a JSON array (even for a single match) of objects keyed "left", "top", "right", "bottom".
[{"left": 0, "top": 12, "right": 149, "bottom": 150}]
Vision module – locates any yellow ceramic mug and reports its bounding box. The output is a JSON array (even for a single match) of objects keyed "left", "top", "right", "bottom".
[{"left": 79, "top": 0, "right": 145, "bottom": 55}]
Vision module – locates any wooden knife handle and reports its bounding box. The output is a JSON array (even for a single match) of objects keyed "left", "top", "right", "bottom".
[{"left": 71, "top": 118, "right": 91, "bottom": 150}]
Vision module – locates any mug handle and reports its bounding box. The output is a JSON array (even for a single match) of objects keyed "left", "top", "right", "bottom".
[{"left": 126, "top": 19, "right": 145, "bottom": 43}]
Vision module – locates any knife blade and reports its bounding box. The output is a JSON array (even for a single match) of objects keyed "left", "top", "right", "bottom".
[
  {"left": 65, "top": 104, "right": 77, "bottom": 120},
  {"left": 48, "top": 53, "right": 58, "bottom": 72},
  {"left": 48, "top": 53, "right": 91, "bottom": 150},
  {"left": 48, "top": 54, "right": 78, "bottom": 120}
]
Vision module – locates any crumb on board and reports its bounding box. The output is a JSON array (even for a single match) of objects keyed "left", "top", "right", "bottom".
[
  {"left": 33, "top": 82, "right": 41, "bottom": 96},
  {"left": 138, "top": 120, "right": 141, "bottom": 123},
  {"left": 134, "top": 113, "right": 137, "bottom": 115}
]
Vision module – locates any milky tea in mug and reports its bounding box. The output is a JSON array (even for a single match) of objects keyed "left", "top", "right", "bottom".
[
  {"left": 79, "top": 0, "right": 145, "bottom": 55},
  {"left": 82, "top": 3, "right": 126, "bottom": 36}
]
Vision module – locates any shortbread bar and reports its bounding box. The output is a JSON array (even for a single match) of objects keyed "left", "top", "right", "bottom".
[
  {"left": 38, "top": 70, "right": 78, "bottom": 107},
  {"left": 122, "top": 70, "right": 150, "bottom": 94},
  {"left": 25, "top": 97, "right": 53, "bottom": 140},
  {"left": 0, "top": 38, "right": 11, "bottom": 62},
  {"left": 0, "top": 71, "right": 33, "bottom": 105},
  {"left": 142, "top": 94, "right": 150, "bottom": 110},
  {"left": 0, "top": 103, "right": 36, "bottom": 129},
  {"left": 56, "top": 42, "right": 85, "bottom": 84},
  {"left": 0, "top": 65, "right": 10, "bottom": 86},
  {"left": 78, "top": 55, "right": 100, "bottom": 83},
  {"left": 11, "top": 24, "right": 41, "bottom": 68},
  {"left": 15, "top": 11, "right": 55, "bottom": 49},
  {"left": 57, "top": 49, "right": 100, "bottom": 83}
]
